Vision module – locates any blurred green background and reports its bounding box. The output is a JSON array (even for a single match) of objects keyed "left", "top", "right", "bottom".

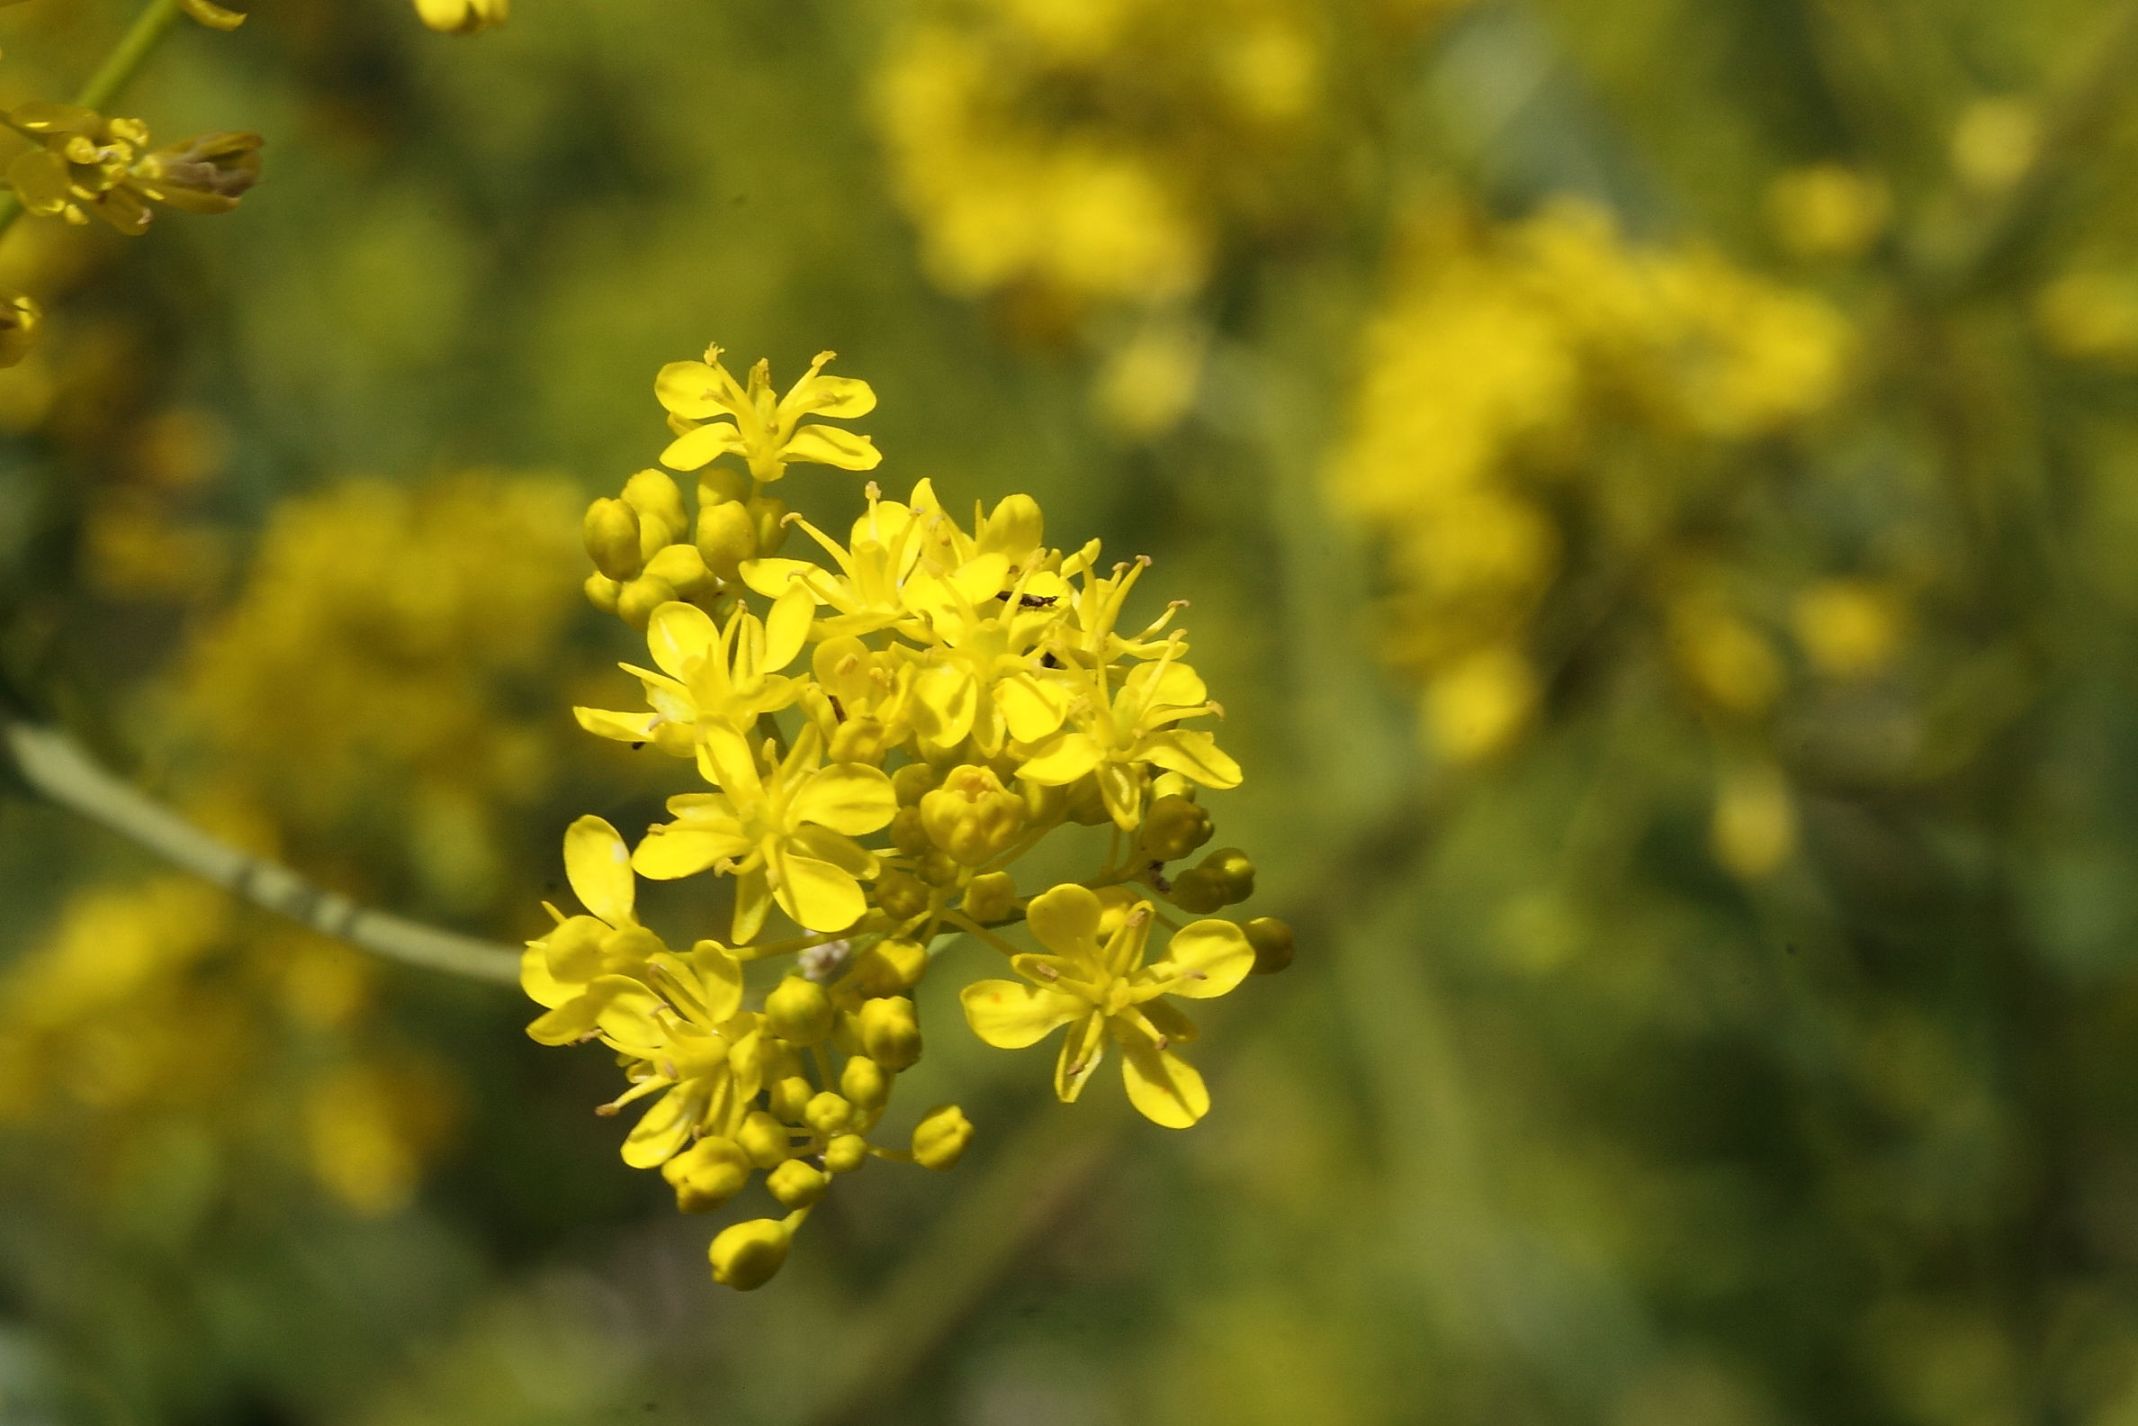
[{"left": 7, "top": 0, "right": 2138, "bottom": 1421}]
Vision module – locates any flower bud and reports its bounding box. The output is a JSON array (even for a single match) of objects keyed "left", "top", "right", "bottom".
[
  {"left": 661, "top": 1136, "right": 750, "bottom": 1212},
  {"left": 644, "top": 541, "right": 711, "bottom": 595},
  {"left": 1065, "top": 775, "right": 1113, "bottom": 826},
  {"left": 737, "top": 1109, "right": 791, "bottom": 1168},
  {"left": 1200, "top": 847, "right": 1256, "bottom": 904},
  {"left": 769, "top": 1074, "right": 814, "bottom": 1123},
  {"left": 846, "top": 939, "right": 928, "bottom": 998},
  {"left": 583, "top": 572, "right": 621, "bottom": 614},
  {"left": 890, "top": 807, "right": 931, "bottom": 857},
  {"left": 840, "top": 1055, "right": 889, "bottom": 1111},
  {"left": 858, "top": 995, "right": 922, "bottom": 1071},
  {"left": 1245, "top": 916, "right": 1294, "bottom": 974},
  {"left": 920, "top": 765, "right": 1027, "bottom": 865},
  {"left": 766, "top": 1158, "right": 828, "bottom": 1208},
  {"left": 1169, "top": 867, "right": 1228, "bottom": 914},
  {"left": 892, "top": 762, "right": 940, "bottom": 806},
  {"left": 708, "top": 1216, "right": 791, "bottom": 1291},
  {"left": 583, "top": 497, "right": 643, "bottom": 581},
  {"left": 622, "top": 468, "right": 689, "bottom": 545},
  {"left": 961, "top": 871, "right": 1018, "bottom": 925},
  {"left": 1138, "top": 794, "right": 1213, "bottom": 863},
  {"left": 616, "top": 575, "right": 677, "bottom": 630},
  {"left": 873, "top": 869, "right": 931, "bottom": 921},
  {"left": 765, "top": 974, "right": 834, "bottom": 1046},
  {"left": 823, "top": 1133, "right": 870, "bottom": 1174},
  {"left": 911, "top": 1105, "right": 973, "bottom": 1170},
  {"left": 804, "top": 1091, "right": 853, "bottom": 1135},
  {"left": 695, "top": 498, "right": 757, "bottom": 580}
]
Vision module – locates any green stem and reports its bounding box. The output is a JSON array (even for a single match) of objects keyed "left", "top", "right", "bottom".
[
  {"left": 1, "top": 715, "right": 523, "bottom": 986},
  {"left": 0, "top": 0, "right": 190, "bottom": 245}
]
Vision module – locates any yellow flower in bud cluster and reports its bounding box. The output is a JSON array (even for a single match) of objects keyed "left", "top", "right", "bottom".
[
  {"left": 527, "top": 343, "right": 1278, "bottom": 1287},
  {"left": 4, "top": 104, "right": 261, "bottom": 234},
  {"left": 414, "top": 0, "right": 508, "bottom": 34}
]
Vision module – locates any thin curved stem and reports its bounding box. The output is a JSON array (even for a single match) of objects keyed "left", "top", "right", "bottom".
[
  {"left": 1, "top": 715, "right": 523, "bottom": 986},
  {"left": 0, "top": 0, "right": 189, "bottom": 245}
]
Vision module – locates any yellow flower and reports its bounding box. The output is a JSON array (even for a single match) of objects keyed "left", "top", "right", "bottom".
[
  {"left": 522, "top": 816, "right": 679, "bottom": 1041},
  {"left": 578, "top": 957, "right": 760, "bottom": 1168},
  {"left": 413, "top": 0, "right": 507, "bottom": 34},
  {"left": 1017, "top": 653, "right": 1238, "bottom": 828},
  {"left": 744, "top": 479, "right": 1002, "bottom": 640},
  {"left": 0, "top": 288, "right": 40, "bottom": 369},
  {"left": 574, "top": 592, "right": 814, "bottom": 776},
  {"left": 959, "top": 884, "right": 1252, "bottom": 1127},
  {"left": 657, "top": 347, "right": 880, "bottom": 483},
  {"left": 903, "top": 559, "right": 1074, "bottom": 757},
  {"left": 632, "top": 726, "right": 897, "bottom": 940}
]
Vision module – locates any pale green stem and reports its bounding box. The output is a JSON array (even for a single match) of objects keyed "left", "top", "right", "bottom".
[
  {"left": 1, "top": 716, "right": 522, "bottom": 985},
  {"left": 0, "top": 0, "right": 190, "bottom": 245}
]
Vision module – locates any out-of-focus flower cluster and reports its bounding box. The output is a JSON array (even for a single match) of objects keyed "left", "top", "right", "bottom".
[
  {"left": 872, "top": 0, "right": 1468, "bottom": 436},
  {"left": 0, "top": 471, "right": 590, "bottom": 1216},
  {"left": 530, "top": 345, "right": 1290, "bottom": 1288}
]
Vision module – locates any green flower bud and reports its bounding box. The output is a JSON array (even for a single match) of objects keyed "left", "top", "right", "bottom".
[
  {"left": 858, "top": 995, "right": 922, "bottom": 1071},
  {"left": 1199, "top": 847, "right": 1255, "bottom": 904},
  {"left": 765, "top": 974, "right": 834, "bottom": 1046},
  {"left": 766, "top": 1158, "right": 828, "bottom": 1209},
  {"left": 874, "top": 868, "right": 932, "bottom": 921},
  {"left": 961, "top": 871, "right": 1018, "bottom": 925},
  {"left": 890, "top": 806, "right": 931, "bottom": 857},
  {"left": 920, "top": 764, "right": 1027, "bottom": 865},
  {"left": 1245, "top": 916, "right": 1294, "bottom": 974},
  {"left": 892, "top": 762, "right": 940, "bottom": 806},
  {"left": 1169, "top": 867, "right": 1228, "bottom": 915},
  {"left": 911, "top": 1104, "right": 973, "bottom": 1170},
  {"left": 1138, "top": 794, "right": 1213, "bottom": 863},
  {"left": 845, "top": 939, "right": 928, "bottom": 998},
  {"left": 708, "top": 1217, "right": 791, "bottom": 1291}
]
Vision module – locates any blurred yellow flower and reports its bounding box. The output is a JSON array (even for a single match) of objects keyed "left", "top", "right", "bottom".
[{"left": 413, "top": 0, "right": 507, "bottom": 34}]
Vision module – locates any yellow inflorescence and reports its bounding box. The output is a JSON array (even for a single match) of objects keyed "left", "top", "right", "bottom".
[
  {"left": 1328, "top": 200, "right": 1853, "bottom": 769},
  {"left": 412, "top": 0, "right": 508, "bottom": 34},
  {"left": 531, "top": 344, "right": 1286, "bottom": 1288}
]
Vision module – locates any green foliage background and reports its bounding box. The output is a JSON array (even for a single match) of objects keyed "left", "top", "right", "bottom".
[{"left": 5, "top": 1, "right": 2138, "bottom": 1422}]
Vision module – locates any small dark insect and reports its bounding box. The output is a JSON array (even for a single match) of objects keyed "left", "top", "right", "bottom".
[
  {"left": 629, "top": 741, "right": 646, "bottom": 751},
  {"left": 828, "top": 695, "right": 847, "bottom": 722},
  {"left": 1040, "top": 651, "right": 1063, "bottom": 669},
  {"left": 1018, "top": 592, "right": 1059, "bottom": 608}
]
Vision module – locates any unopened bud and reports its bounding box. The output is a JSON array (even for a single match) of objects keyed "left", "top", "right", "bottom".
[
  {"left": 961, "top": 871, "right": 1018, "bottom": 924},
  {"left": 622, "top": 468, "right": 688, "bottom": 545},
  {"left": 765, "top": 974, "right": 834, "bottom": 1046},
  {"left": 695, "top": 498, "right": 757, "bottom": 580},
  {"left": 615, "top": 574, "right": 677, "bottom": 630},
  {"left": 737, "top": 1110, "right": 790, "bottom": 1168},
  {"left": 1245, "top": 916, "right": 1294, "bottom": 974},
  {"left": 911, "top": 1104, "right": 974, "bottom": 1170},
  {"left": 661, "top": 1136, "right": 750, "bottom": 1212},
  {"left": 1138, "top": 794, "right": 1213, "bottom": 863},
  {"left": 766, "top": 1158, "right": 828, "bottom": 1209},
  {"left": 840, "top": 1055, "right": 889, "bottom": 1111},
  {"left": 708, "top": 1216, "right": 791, "bottom": 1291},
  {"left": 583, "top": 497, "right": 643, "bottom": 580},
  {"left": 823, "top": 1133, "right": 869, "bottom": 1174},
  {"left": 858, "top": 995, "right": 922, "bottom": 1071}
]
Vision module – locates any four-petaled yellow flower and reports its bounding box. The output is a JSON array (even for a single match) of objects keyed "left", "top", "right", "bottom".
[
  {"left": 522, "top": 815, "right": 677, "bottom": 1042},
  {"left": 633, "top": 725, "right": 897, "bottom": 940},
  {"left": 960, "top": 884, "right": 1253, "bottom": 1127},
  {"left": 1018, "top": 653, "right": 1239, "bottom": 828},
  {"left": 658, "top": 347, "right": 882, "bottom": 483},
  {"left": 579, "top": 955, "right": 761, "bottom": 1168}
]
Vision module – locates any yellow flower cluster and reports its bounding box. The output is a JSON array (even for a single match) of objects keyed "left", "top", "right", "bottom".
[
  {"left": 177, "top": 472, "right": 588, "bottom": 904},
  {"left": 1327, "top": 200, "right": 1853, "bottom": 766},
  {"left": 871, "top": 0, "right": 1462, "bottom": 432},
  {"left": 412, "top": 0, "right": 507, "bottom": 35},
  {"left": 0, "top": 877, "right": 454, "bottom": 1215},
  {"left": 534, "top": 345, "right": 1290, "bottom": 1288}
]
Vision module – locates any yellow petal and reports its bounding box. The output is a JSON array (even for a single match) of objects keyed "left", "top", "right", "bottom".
[
  {"left": 960, "top": 980, "right": 1084, "bottom": 1048},
  {"left": 782, "top": 359, "right": 876, "bottom": 419},
  {"left": 573, "top": 706, "right": 659, "bottom": 744},
  {"left": 564, "top": 815, "right": 634, "bottom": 925},
  {"left": 519, "top": 943, "right": 569, "bottom": 1009},
  {"left": 995, "top": 670, "right": 1070, "bottom": 745},
  {"left": 765, "top": 583, "right": 814, "bottom": 671},
  {"left": 660, "top": 421, "right": 747, "bottom": 472},
  {"left": 739, "top": 557, "right": 822, "bottom": 602},
  {"left": 1120, "top": 1031, "right": 1210, "bottom": 1129},
  {"left": 1140, "top": 730, "right": 1242, "bottom": 789},
  {"left": 525, "top": 991, "right": 601, "bottom": 1045},
  {"left": 684, "top": 944, "right": 745, "bottom": 1022},
  {"left": 782, "top": 424, "right": 881, "bottom": 471},
  {"left": 1098, "top": 761, "right": 1143, "bottom": 829},
  {"left": 632, "top": 825, "right": 748, "bottom": 879},
  {"left": 731, "top": 865, "right": 773, "bottom": 944},
  {"left": 655, "top": 360, "right": 727, "bottom": 420},
  {"left": 1053, "top": 1013, "right": 1106, "bottom": 1102},
  {"left": 1017, "top": 732, "right": 1102, "bottom": 787},
  {"left": 910, "top": 663, "right": 977, "bottom": 748},
  {"left": 1142, "top": 919, "right": 1255, "bottom": 1000},
  {"left": 1026, "top": 883, "right": 1104, "bottom": 958},
  {"left": 590, "top": 976, "right": 667, "bottom": 1057},
  {"left": 767, "top": 845, "right": 867, "bottom": 932},
  {"left": 647, "top": 600, "right": 717, "bottom": 679},
  {"left": 787, "top": 764, "right": 897, "bottom": 836},
  {"left": 622, "top": 1085, "right": 697, "bottom": 1168}
]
